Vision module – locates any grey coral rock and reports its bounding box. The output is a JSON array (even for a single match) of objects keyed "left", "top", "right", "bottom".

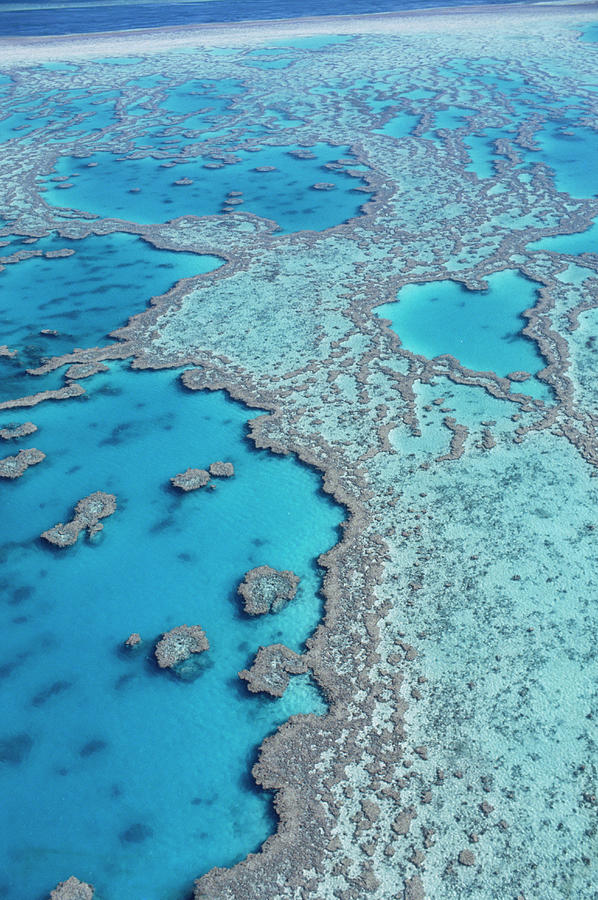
[
  {"left": 209, "top": 461, "right": 234, "bottom": 477},
  {"left": 239, "top": 644, "right": 308, "bottom": 697},
  {"left": 0, "top": 447, "right": 45, "bottom": 479},
  {"left": 41, "top": 491, "right": 117, "bottom": 548},
  {"left": 155, "top": 625, "right": 209, "bottom": 670},
  {"left": 0, "top": 421, "right": 37, "bottom": 441},
  {"left": 49, "top": 876, "right": 94, "bottom": 899},
  {"left": 124, "top": 633, "right": 142, "bottom": 649},
  {"left": 237, "top": 565, "right": 300, "bottom": 616},
  {"left": 170, "top": 468, "right": 210, "bottom": 491}
]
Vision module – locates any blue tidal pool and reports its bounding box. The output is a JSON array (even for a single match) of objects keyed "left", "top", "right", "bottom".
[
  {"left": 39, "top": 143, "right": 373, "bottom": 232},
  {"left": 0, "top": 362, "right": 343, "bottom": 900},
  {"left": 0, "top": 231, "right": 222, "bottom": 397},
  {"left": 377, "top": 269, "right": 551, "bottom": 400}
]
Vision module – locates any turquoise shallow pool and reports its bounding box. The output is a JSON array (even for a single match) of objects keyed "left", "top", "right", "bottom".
[
  {"left": 0, "top": 362, "right": 342, "bottom": 900},
  {"left": 377, "top": 270, "right": 551, "bottom": 400}
]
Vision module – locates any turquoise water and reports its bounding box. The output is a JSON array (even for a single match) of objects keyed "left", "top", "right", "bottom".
[
  {"left": 0, "top": 362, "right": 341, "bottom": 900},
  {"left": 464, "top": 127, "right": 511, "bottom": 179},
  {"left": 377, "top": 270, "right": 550, "bottom": 399},
  {"left": 0, "top": 231, "right": 221, "bottom": 395},
  {"left": 243, "top": 56, "right": 295, "bottom": 70},
  {"left": 429, "top": 105, "right": 476, "bottom": 132},
  {"left": 579, "top": 22, "right": 598, "bottom": 42},
  {"left": 527, "top": 219, "right": 598, "bottom": 255},
  {"left": 268, "top": 35, "right": 354, "bottom": 50},
  {"left": 375, "top": 110, "right": 419, "bottom": 139},
  {"left": 40, "top": 143, "right": 372, "bottom": 231},
  {"left": 0, "top": 88, "right": 119, "bottom": 144},
  {"left": 160, "top": 77, "right": 242, "bottom": 125},
  {"left": 526, "top": 120, "right": 598, "bottom": 198}
]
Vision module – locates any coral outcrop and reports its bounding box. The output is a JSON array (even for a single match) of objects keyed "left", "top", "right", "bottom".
[
  {"left": 0, "top": 421, "right": 37, "bottom": 441},
  {"left": 209, "top": 460, "right": 234, "bottom": 477},
  {"left": 125, "top": 633, "right": 142, "bottom": 649},
  {"left": 49, "top": 876, "right": 94, "bottom": 899},
  {"left": 155, "top": 625, "right": 209, "bottom": 670},
  {"left": 41, "top": 491, "right": 117, "bottom": 548},
  {"left": 237, "top": 565, "right": 300, "bottom": 616},
  {"left": 170, "top": 467, "right": 210, "bottom": 491},
  {"left": 239, "top": 644, "right": 308, "bottom": 697},
  {"left": 0, "top": 447, "right": 45, "bottom": 479}
]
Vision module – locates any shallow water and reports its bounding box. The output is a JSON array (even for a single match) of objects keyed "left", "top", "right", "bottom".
[
  {"left": 527, "top": 219, "right": 598, "bottom": 255},
  {"left": 0, "top": 362, "right": 342, "bottom": 900},
  {"left": 376, "top": 270, "right": 551, "bottom": 400},
  {"left": 40, "top": 143, "right": 372, "bottom": 232}
]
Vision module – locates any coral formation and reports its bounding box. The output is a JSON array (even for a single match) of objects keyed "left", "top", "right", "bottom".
[
  {"left": 49, "top": 876, "right": 94, "bottom": 900},
  {"left": 124, "top": 633, "right": 142, "bottom": 648},
  {"left": 209, "top": 460, "right": 234, "bottom": 477},
  {"left": 170, "top": 467, "right": 210, "bottom": 491},
  {"left": 0, "top": 421, "right": 37, "bottom": 441},
  {"left": 239, "top": 644, "right": 308, "bottom": 697},
  {"left": 154, "top": 624, "right": 209, "bottom": 669},
  {"left": 237, "top": 565, "right": 300, "bottom": 616},
  {"left": 0, "top": 447, "right": 45, "bottom": 479},
  {"left": 41, "top": 491, "right": 117, "bottom": 548}
]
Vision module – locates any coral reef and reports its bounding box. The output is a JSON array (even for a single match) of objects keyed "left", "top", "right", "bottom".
[
  {"left": 170, "top": 467, "right": 210, "bottom": 491},
  {"left": 237, "top": 565, "right": 300, "bottom": 616},
  {"left": 124, "top": 633, "right": 142, "bottom": 648},
  {"left": 49, "top": 876, "right": 94, "bottom": 900},
  {"left": 209, "top": 460, "right": 234, "bottom": 477},
  {"left": 0, "top": 421, "right": 38, "bottom": 441},
  {"left": 0, "top": 447, "right": 45, "bottom": 479},
  {"left": 154, "top": 624, "right": 209, "bottom": 669},
  {"left": 41, "top": 491, "right": 117, "bottom": 548}
]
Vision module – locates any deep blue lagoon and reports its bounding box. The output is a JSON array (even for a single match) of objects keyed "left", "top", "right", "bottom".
[
  {"left": 0, "top": 231, "right": 222, "bottom": 397},
  {"left": 0, "top": 362, "right": 343, "bottom": 899}
]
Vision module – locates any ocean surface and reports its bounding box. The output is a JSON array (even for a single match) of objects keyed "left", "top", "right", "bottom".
[
  {"left": 0, "top": 0, "right": 554, "bottom": 37},
  {"left": 1, "top": 8, "right": 598, "bottom": 900}
]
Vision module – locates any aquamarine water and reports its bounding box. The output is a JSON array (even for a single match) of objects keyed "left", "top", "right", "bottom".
[
  {"left": 580, "top": 22, "right": 598, "bottom": 42},
  {"left": 40, "top": 143, "right": 372, "bottom": 232},
  {"left": 375, "top": 110, "right": 419, "bottom": 139},
  {"left": 464, "top": 127, "right": 513, "bottom": 180},
  {"left": 377, "top": 270, "right": 551, "bottom": 399},
  {"left": 160, "top": 77, "right": 242, "bottom": 125},
  {"left": 0, "top": 361, "right": 341, "bottom": 900}
]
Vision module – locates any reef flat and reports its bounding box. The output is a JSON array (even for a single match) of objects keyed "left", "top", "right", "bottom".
[{"left": 1, "top": 4, "right": 598, "bottom": 899}]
